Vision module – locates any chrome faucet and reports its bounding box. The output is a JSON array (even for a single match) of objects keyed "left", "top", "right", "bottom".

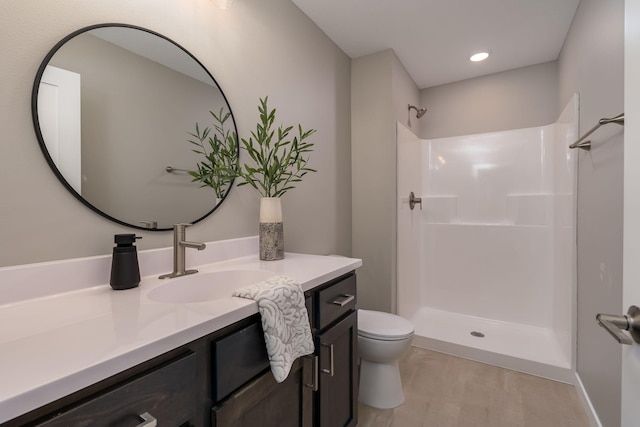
[{"left": 159, "top": 223, "right": 206, "bottom": 279}]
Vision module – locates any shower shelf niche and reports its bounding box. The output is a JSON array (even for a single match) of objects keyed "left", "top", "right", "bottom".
[{"left": 419, "top": 193, "right": 564, "bottom": 227}]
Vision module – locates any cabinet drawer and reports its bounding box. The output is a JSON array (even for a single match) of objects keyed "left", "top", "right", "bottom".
[
  {"left": 212, "top": 317, "right": 270, "bottom": 402},
  {"left": 316, "top": 274, "right": 356, "bottom": 330},
  {"left": 36, "top": 352, "right": 197, "bottom": 427}
]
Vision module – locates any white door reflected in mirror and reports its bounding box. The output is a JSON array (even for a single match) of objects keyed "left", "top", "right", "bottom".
[{"left": 38, "top": 65, "right": 82, "bottom": 194}]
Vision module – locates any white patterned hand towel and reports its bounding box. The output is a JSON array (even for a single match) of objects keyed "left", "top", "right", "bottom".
[{"left": 232, "top": 275, "right": 315, "bottom": 382}]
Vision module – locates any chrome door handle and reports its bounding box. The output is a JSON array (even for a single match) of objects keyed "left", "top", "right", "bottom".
[
  {"left": 409, "top": 192, "right": 422, "bottom": 210},
  {"left": 596, "top": 305, "right": 640, "bottom": 345},
  {"left": 136, "top": 412, "right": 157, "bottom": 427}
]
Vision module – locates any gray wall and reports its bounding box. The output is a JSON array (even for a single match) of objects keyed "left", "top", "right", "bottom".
[
  {"left": 351, "top": 49, "right": 420, "bottom": 312},
  {"left": 352, "top": 50, "right": 393, "bottom": 312},
  {"left": 558, "top": 1, "right": 625, "bottom": 426},
  {"left": 0, "top": 0, "right": 352, "bottom": 267},
  {"left": 419, "top": 61, "right": 559, "bottom": 139}
]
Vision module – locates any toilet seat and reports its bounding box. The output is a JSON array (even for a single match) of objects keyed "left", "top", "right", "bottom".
[{"left": 358, "top": 309, "right": 414, "bottom": 341}]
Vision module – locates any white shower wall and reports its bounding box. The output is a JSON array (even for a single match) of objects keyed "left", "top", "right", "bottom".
[
  {"left": 397, "top": 95, "right": 577, "bottom": 378},
  {"left": 423, "top": 125, "right": 558, "bottom": 329}
]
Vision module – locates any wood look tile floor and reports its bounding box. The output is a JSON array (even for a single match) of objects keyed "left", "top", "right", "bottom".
[{"left": 357, "top": 347, "right": 590, "bottom": 427}]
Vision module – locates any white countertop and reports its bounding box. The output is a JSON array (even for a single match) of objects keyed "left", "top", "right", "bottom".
[{"left": 0, "top": 237, "right": 361, "bottom": 424}]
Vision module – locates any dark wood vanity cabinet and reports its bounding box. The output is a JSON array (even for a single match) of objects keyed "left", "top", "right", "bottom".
[
  {"left": 211, "top": 271, "right": 358, "bottom": 427},
  {"left": 4, "top": 272, "right": 357, "bottom": 427},
  {"left": 311, "top": 273, "right": 358, "bottom": 427}
]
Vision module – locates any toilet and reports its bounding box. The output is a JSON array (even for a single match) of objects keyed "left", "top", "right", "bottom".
[{"left": 357, "top": 309, "right": 414, "bottom": 409}]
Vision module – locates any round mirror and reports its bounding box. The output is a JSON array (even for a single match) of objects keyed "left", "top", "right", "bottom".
[{"left": 32, "top": 24, "right": 238, "bottom": 231}]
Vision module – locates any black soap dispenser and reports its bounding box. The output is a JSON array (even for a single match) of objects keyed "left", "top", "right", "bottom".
[{"left": 110, "top": 234, "right": 142, "bottom": 290}]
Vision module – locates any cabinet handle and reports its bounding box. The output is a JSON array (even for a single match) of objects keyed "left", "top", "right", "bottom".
[
  {"left": 136, "top": 412, "right": 157, "bottom": 427},
  {"left": 304, "top": 354, "right": 319, "bottom": 391},
  {"left": 321, "top": 343, "right": 335, "bottom": 376},
  {"left": 331, "top": 294, "right": 355, "bottom": 307}
]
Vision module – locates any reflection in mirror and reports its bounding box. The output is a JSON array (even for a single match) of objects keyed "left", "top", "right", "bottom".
[
  {"left": 187, "top": 108, "right": 238, "bottom": 202},
  {"left": 32, "top": 24, "right": 238, "bottom": 230}
]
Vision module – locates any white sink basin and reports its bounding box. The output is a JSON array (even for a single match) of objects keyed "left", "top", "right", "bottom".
[{"left": 147, "top": 269, "right": 277, "bottom": 304}]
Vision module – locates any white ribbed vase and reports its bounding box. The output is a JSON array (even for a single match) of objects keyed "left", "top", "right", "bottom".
[{"left": 259, "top": 197, "right": 284, "bottom": 260}]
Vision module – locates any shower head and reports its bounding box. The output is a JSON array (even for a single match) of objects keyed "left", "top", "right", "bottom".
[{"left": 408, "top": 104, "right": 427, "bottom": 118}]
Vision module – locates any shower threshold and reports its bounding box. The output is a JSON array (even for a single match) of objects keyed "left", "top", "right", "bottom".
[{"left": 410, "top": 307, "right": 573, "bottom": 383}]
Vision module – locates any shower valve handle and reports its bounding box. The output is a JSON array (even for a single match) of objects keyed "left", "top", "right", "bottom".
[
  {"left": 409, "top": 192, "right": 422, "bottom": 210},
  {"left": 596, "top": 305, "right": 640, "bottom": 345}
]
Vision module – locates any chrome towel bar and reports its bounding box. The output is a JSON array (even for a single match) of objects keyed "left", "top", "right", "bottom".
[
  {"left": 166, "top": 166, "right": 190, "bottom": 173},
  {"left": 569, "top": 113, "right": 624, "bottom": 151}
]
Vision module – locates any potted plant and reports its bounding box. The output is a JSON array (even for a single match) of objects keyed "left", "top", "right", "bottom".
[
  {"left": 236, "top": 96, "right": 316, "bottom": 260},
  {"left": 187, "top": 108, "right": 239, "bottom": 203}
]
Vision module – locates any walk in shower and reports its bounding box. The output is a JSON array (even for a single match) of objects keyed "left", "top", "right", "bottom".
[{"left": 397, "top": 95, "right": 577, "bottom": 381}]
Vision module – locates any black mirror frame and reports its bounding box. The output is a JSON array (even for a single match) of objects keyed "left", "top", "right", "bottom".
[{"left": 31, "top": 23, "right": 238, "bottom": 231}]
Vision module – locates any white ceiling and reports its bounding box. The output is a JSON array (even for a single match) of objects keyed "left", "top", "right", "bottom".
[{"left": 291, "top": 0, "right": 581, "bottom": 89}]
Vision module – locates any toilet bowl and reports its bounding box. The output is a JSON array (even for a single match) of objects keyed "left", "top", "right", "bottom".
[{"left": 357, "top": 309, "right": 414, "bottom": 409}]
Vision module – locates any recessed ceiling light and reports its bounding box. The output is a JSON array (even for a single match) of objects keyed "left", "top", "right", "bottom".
[{"left": 470, "top": 51, "right": 490, "bottom": 62}]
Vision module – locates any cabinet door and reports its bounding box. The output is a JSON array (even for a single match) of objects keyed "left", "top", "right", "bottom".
[
  {"left": 211, "top": 358, "right": 311, "bottom": 427},
  {"left": 316, "top": 311, "right": 358, "bottom": 427}
]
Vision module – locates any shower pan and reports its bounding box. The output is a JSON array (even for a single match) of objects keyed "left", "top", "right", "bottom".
[{"left": 396, "top": 95, "right": 578, "bottom": 382}]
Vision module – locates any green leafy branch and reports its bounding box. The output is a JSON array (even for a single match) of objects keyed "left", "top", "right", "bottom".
[
  {"left": 236, "top": 97, "right": 316, "bottom": 197},
  {"left": 188, "top": 108, "right": 239, "bottom": 199}
]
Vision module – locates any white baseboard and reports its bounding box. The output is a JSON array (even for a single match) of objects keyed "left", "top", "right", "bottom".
[{"left": 574, "top": 372, "right": 602, "bottom": 427}]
